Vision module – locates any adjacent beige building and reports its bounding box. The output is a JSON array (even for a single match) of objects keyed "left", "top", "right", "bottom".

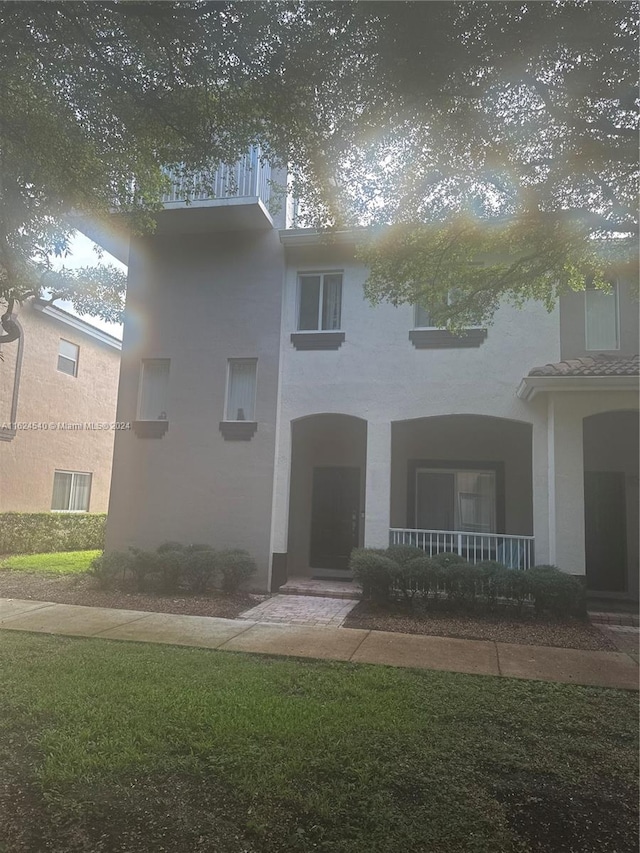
[{"left": 0, "top": 300, "right": 121, "bottom": 512}]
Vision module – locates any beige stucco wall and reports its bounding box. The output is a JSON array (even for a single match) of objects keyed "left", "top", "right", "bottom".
[
  {"left": 106, "top": 228, "right": 285, "bottom": 590},
  {"left": 0, "top": 304, "right": 120, "bottom": 512}
]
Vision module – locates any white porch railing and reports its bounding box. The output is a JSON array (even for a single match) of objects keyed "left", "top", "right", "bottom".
[
  {"left": 161, "top": 146, "right": 271, "bottom": 206},
  {"left": 389, "top": 528, "right": 535, "bottom": 570}
]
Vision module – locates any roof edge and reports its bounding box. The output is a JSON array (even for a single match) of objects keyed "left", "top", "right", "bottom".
[{"left": 33, "top": 301, "right": 122, "bottom": 350}]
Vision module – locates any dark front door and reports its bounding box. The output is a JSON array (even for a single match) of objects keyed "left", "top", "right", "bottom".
[
  {"left": 584, "top": 471, "right": 627, "bottom": 592},
  {"left": 310, "top": 467, "right": 360, "bottom": 571}
]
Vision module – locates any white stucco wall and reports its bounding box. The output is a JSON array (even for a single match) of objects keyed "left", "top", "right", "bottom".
[{"left": 270, "top": 246, "right": 562, "bottom": 568}]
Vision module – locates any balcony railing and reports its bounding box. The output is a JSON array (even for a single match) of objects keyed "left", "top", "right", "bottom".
[
  {"left": 161, "top": 146, "right": 271, "bottom": 207},
  {"left": 389, "top": 528, "right": 535, "bottom": 570}
]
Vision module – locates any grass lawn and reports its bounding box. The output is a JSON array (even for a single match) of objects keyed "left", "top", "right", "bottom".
[
  {"left": 0, "top": 633, "right": 637, "bottom": 852},
  {"left": 0, "top": 549, "right": 100, "bottom": 574}
]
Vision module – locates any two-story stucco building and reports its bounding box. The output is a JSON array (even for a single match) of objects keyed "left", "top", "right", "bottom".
[
  {"left": 95, "top": 155, "right": 639, "bottom": 601},
  {"left": 0, "top": 300, "right": 121, "bottom": 513}
]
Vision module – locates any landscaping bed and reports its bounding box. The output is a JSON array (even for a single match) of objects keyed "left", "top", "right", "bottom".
[
  {"left": 0, "top": 571, "right": 259, "bottom": 619},
  {"left": 344, "top": 600, "right": 617, "bottom": 651}
]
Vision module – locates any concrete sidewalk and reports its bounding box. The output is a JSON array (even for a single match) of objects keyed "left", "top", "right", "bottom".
[{"left": 1, "top": 597, "right": 637, "bottom": 690}]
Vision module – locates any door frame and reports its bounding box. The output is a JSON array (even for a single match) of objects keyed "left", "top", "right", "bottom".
[{"left": 309, "top": 465, "right": 361, "bottom": 573}]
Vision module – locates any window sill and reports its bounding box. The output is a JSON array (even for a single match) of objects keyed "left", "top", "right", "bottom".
[
  {"left": 409, "top": 329, "right": 487, "bottom": 349},
  {"left": 219, "top": 421, "right": 257, "bottom": 441},
  {"left": 133, "top": 420, "right": 169, "bottom": 438},
  {"left": 291, "top": 331, "right": 345, "bottom": 350}
]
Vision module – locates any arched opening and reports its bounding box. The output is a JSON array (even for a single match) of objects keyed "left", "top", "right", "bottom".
[
  {"left": 583, "top": 410, "right": 639, "bottom": 598},
  {"left": 391, "top": 415, "right": 533, "bottom": 567},
  {"left": 287, "top": 414, "right": 367, "bottom": 578}
]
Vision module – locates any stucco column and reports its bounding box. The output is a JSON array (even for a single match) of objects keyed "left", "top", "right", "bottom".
[
  {"left": 548, "top": 395, "right": 586, "bottom": 576},
  {"left": 531, "top": 400, "right": 551, "bottom": 566},
  {"left": 364, "top": 421, "right": 392, "bottom": 548},
  {"left": 269, "top": 417, "right": 292, "bottom": 568}
]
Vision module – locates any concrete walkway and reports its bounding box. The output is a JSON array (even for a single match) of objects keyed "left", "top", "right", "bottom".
[
  {"left": 238, "top": 594, "right": 357, "bottom": 625},
  {"left": 1, "top": 598, "right": 637, "bottom": 690}
]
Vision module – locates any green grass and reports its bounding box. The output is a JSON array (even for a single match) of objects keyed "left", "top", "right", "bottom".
[
  {"left": 0, "top": 549, "right": 100, "bottom": 574},
  {"left": 0, "top": 633, "right": 637, "bottom": 853}
]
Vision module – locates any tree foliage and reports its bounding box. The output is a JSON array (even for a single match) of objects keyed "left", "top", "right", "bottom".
[{"left": 0, "top": 1, "right": 637, "bottom": 340}]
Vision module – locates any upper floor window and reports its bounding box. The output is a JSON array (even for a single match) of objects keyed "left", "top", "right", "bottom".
[
  {"left": 585, "top": 280, "right": 619, "bottom": 351},
  {"left": 225, "top": 359, "right": 257, "bottom": 421},
  {"left": 58, "top": 339, "right": 79, "bottom": 376},
  {"left": 298, "top": 272, "right": 342, "bottom": 331},
  {"left": 138, "top": 359, "right": 170, "bottom": 420},
  {"left": 52, "top": 470, "right": 92, "bottom": 512}
]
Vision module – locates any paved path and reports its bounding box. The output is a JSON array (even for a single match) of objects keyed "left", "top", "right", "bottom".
[
  {"left": 1, "top": 598, "right": 637, "bottom": 690},
  {"left": 239, "top": 594, "right": 357, "bottom": 626}
]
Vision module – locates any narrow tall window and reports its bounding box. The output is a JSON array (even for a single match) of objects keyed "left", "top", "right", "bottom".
[
  {"left": 138, "top": 359, "right": 170, "bottom": 420},
  {"left": 414, "top": 304, "right": 434, "bottom": 328},
  {"left": 298, "top": 273, "right": 342, "bottom": 330},
  {"left": 226, "top": 359, "right": 257, "bottom": 421},
  {"left": 52, "top": 471, "right": 92, "bottom": 511},
  {"left": 57, "top": 339, "right": 79, "bottom": 376},
  {"left": 585, "top": 280, "right": 619, "bottom": 350}
]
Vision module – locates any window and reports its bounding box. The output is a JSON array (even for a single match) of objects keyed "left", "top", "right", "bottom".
[
  {"left": 51, "top": 471, "right": 92, "bottom": 511},
  {"left": 57, "top": 339, "right": 79, "bottom": 376},
  {"left": 415, "top": 468, "right": 496, "bottom": 532},
  {"left": 414, "top": 303, "right": 437, "bottom": 329},
  {"left": 225, "top": 359, "right": 257, "bottom": 421},
  {"left": 298, "top": 272, "right": 342, "bottom": 331},
  {"left": 585, "top": 280, "right": 619, "bottom": 350},
  {"left": 138, "top": 359, "right": 170, "bottom": 420}
]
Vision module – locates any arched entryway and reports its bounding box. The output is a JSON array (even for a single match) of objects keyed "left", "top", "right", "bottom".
[
  {"left": 583, "top": 410, "right": 639, "bottom": 598},
  {"left": 287, "top": 414, "right": 367, "bottom": 577}
]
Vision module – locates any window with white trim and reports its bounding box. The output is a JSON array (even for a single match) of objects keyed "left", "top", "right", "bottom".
[
  {"left": 57, "top": 339, "right": 79, "bottom": 376},
  {"left": 585, "top": 280, "right": 619, "bottom": 351},
  {"left": 138, "top": 359, "right": 170, "bottom": 420},
  {"left": 225, "top": 359, "right": 257, "bottom": 421},
  {"left": 297, "top": 272, "right": 342, "bottom": 330},
  {"left": 51, "top": 470, "right": 92, "bottom": 511}
]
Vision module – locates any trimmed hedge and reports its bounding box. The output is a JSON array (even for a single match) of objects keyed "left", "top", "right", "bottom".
[
  {"left": 350, "top": 547, "right": 586, "bottom": 618},
  {"left": 0, "top": 513, "right": 106, "bottom": 555},
  {"left": 89, "top": 542, "right": 256, "bottom": 595}
]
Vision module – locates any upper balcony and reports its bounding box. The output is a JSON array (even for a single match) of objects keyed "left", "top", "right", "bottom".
[{"left": 76, "top": 146, "right": 286, "bottom": 262}]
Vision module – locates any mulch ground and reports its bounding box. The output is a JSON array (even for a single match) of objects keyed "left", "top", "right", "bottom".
[
  {"left": 343, "top": 600, "right": 618, "bottom": 651},
  {"left": 0, "top": 571, "right": 261, "bottom": 619}
]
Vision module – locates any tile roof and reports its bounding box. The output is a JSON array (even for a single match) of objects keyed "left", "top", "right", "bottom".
[{"left": 528, "top": 354, "right": 639, "bottom": 377}]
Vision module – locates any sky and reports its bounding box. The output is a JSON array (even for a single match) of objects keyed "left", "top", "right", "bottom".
[{"left": 49, "top": 232, "right": 127, "bottom": 341}]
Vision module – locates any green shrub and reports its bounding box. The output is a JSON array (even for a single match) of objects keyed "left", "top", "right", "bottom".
[
  {"left": 217, "top": 549, "right": 256, "bottom": 593},
  {"left": 0, "top": 513, "right": 106, "bottom": 555},
  {"left": 127, "top": 548, "right": 160, "bottom": 592},
  {"left": 443, "top": 561, "right": 478, "bottom": 608},
  {"left": 402, "top": 556, "right": 441, "bottom": 602},
  {"left": 386, "top": 544, "right": 425, "bottom": 567},
  {"left": 183, "top": 549, "right": 219, "bottom": 594},
  {"left": 156, "top": 541, "right": 185, "bottom": 554},
  {"left": 350, "top": 549, "right": 399, "bottom": 603},
  {"left": 526, "top": 565, "right": 586, "bottom": 618},
  {"left": 429, "top": 552, "right": 468, "bottom": 570},
  {"left": 88, "top": 551, "right": 133, "bottom": 590},
  {"left": 476, "top": 561, "right": 508, "bottom": 610}
]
